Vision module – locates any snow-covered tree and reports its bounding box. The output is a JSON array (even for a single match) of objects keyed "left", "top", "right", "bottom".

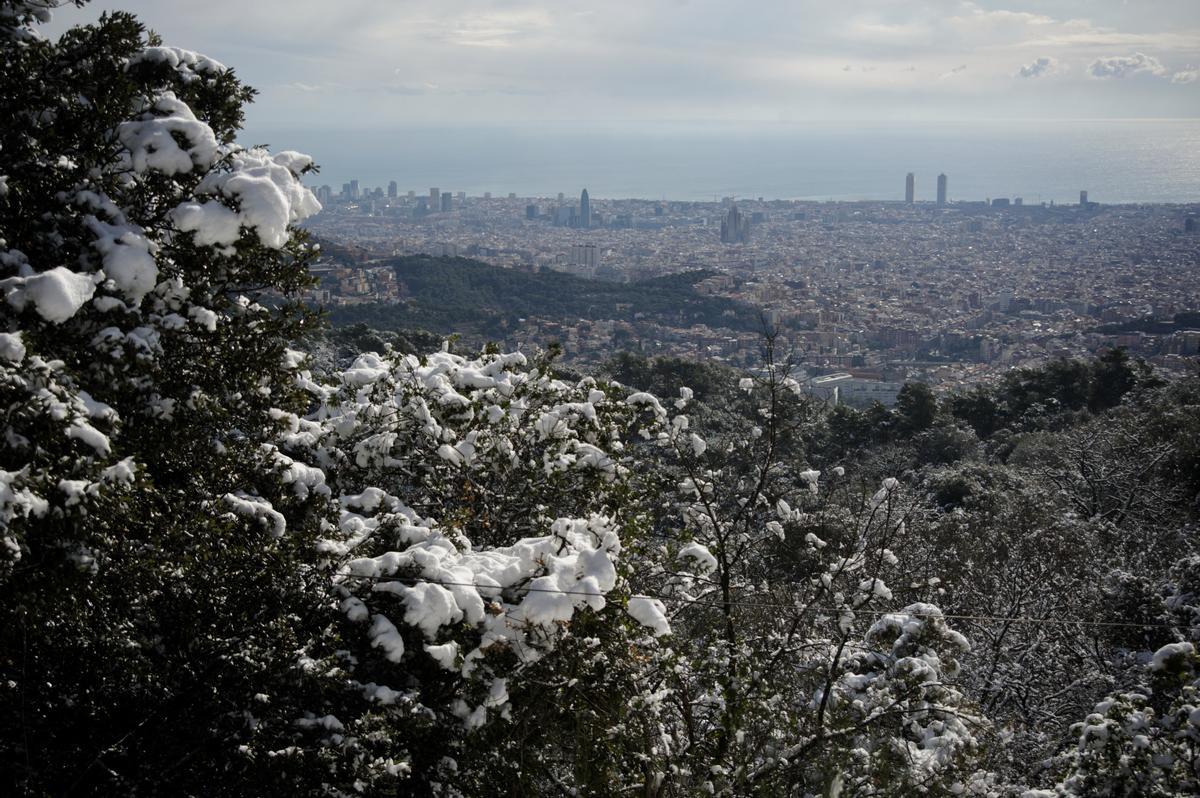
[
  {"left": 0, "top": 2, "right": 370, "bottom": 791},
  {"left": 0, "top": 4, "right": 675, "bottom": 792}
]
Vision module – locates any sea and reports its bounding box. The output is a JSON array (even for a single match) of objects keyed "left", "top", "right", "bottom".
[{"left": 245, "top": 119, "right": 1200, "bottom": 206}]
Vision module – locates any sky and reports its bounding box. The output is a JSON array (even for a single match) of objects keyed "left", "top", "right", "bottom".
[{"left": 45, "top": 0, "right": 1200, "bottom": 129}]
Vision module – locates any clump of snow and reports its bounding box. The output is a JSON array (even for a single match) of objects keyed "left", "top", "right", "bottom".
[
  {"left": 117, "top": 92, "right": 219, "bottom": 175},
  {"left": 188, "top": 305, "right": 218, "bottom": 331},
  {"left": 369, "top": 614, "right": 405, "bottom": 662},
  {"left": 170, "top": 200, "right": 240, "bottom": 249},
  {"left": 221, "top": 492, "right": 286, "bottom": 537},
  {"left": 0, "top": 468, "right": 49, "bottom": 524},
  {"left": 425, "top": 641, "right": 460, "bottom": 671},
  {"left": 0, "top": 331, "right": 25, "bottom": 361},
  {"left": 100, "top": 457, "right": 137, "bottom": 484},
  {"left": 625, "top": 391, "right": 666, "bottom": 418},
  {"left": 128, "top": 46, "right": 227, "bottom": 79},
  {"left": 85, "top": 217, "right": 158, "bottom": 303},
  {"left": 374, "top": 581, "right": 463, "bottom": 640},
  {"left": 1150, "top": 641, "right": 1194, "bottom": 672},
  {"left": 869, "top": 477, "right": 900, "bottom": 509},
  {"left": 176, "top": 148, "right": 321, "bottom": 250},
  {"left": 627, "top": 595, "right": 671, "bottom": 636},
  {"left": 677, "top": 542, "right": 718, "bottom": 575},
  {"left": 66, "top": 422, "right": 110, "bottom": 456},
  {"left": 2, "top": 266, "right": 97, "bottom": 323}
]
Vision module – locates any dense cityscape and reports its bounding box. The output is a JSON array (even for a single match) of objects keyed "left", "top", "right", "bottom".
[{"left": 303, "top": 177, "right": 1200, "bottom": 405}]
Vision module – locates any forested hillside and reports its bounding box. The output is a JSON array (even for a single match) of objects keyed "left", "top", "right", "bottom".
[
  {"left": 329, "top": 256, "right": 760, "bottom": 337},
  {"left": 3, "top": 4, "right": 1199, "bottom": 796}
]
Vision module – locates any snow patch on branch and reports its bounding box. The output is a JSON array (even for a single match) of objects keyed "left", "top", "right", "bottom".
[
  {"left": 177, "top": 149, "right": 320, "bottom": 249},
  {"left": 117, "top": 92, "right": 219, "bottom": 175},
  {"left": 2, "top": 266, "right": 97, "bottom": 323}
]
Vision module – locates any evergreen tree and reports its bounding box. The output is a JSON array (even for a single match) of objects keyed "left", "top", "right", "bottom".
[{"left": 0, "top": 3, "right": 359, "bottom": 792}]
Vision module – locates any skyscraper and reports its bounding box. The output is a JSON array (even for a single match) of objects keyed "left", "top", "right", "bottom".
[
  {"left": 905, "top": 173, "right": 915, "bottom": 204},
  {"left": 936, "top": 173, "right": 948, "bottom": 207},
  {"left": 430, "top": 187, "right": 440, "bottom": 211},
  {"left": 349, "top": 179, "right": 360, "bottom": 199},
  {"left": 579, "top": 188, "right": 591, "bottom": 229},
  {"left": 1079, "top": 190, "right": 1088, "bottom": 206},
  {"left": 720, "top": 203, "right": 750, "bottom": 244},
  {"left": 387, "top": 180, "right": 397, "bottom": 198},
  {"left": 441, "top": 193, "right": 452, "bottom": 213}
]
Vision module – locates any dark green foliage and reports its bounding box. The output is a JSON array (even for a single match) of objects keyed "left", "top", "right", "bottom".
[
  {"left": 946, "top": 351, "right": 1155, "bottom": 440},
  {"left": 1087, "top": 346, "right": 1151, "bottom": 412},
  {"left": 309, "top": 321, "right": 446, "bottom": 363},
  {"left": 327, "top": 257, "right": 761, "bottom": 337},
  {"left": 601, "top": 350, "right": 759, "bottom": 436},
  {"left": 895, "top": 381, "right": 937, "bottom": 434}
]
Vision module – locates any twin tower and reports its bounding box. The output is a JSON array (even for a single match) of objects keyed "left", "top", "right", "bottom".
[{"left": 906, "top": 172, "right": 948, "bottom": 206}]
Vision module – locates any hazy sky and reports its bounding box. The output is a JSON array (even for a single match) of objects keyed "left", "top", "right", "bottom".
[{"left": 46, "top": 1, "right": 1200, "bottom": 128}]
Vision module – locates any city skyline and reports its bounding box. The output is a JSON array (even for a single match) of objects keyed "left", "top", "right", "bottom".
[{"left": 314, "top": 173, "right": 1123, "bottom": 209}]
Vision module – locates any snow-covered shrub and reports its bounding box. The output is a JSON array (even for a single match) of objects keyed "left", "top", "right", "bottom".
[{"left": 1030, "top": 647, "right": 1200, "bottom": 796}]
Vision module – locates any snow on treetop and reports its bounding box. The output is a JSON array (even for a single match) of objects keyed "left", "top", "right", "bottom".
[
  {"left": 128, "top": 46, "right": 227, "bottom": 79},
  {"left": 118, "top": 92, "right": 220, "bottom": 176}
]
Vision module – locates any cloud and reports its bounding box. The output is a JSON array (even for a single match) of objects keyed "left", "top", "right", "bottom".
[
  {"left": 1017, "top": 56, "right": 1058, "bottom": 78},
  {"left": 386, "top": 83, "right": 433, "bottom": 96},
  {"left": 1088, "top": 52, "right": 1168, "bottom": 79},
  {"left": 442, "top": 9, "right": 552, "bottom": 49},
  {"left": 38, "top": 0, "right": 1200, "bottom": 125},
  {"left": 1172, "top": 65, "right": 1199, "bottom": 84}
]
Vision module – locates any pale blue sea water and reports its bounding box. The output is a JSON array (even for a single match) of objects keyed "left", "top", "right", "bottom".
[{"left": 247, "top": 120, "right": 1200, "bottom": 205}]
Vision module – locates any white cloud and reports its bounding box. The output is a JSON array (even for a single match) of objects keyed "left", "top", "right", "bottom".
[
  {"left": 1088, "top": 52, "right": 1168, "bottom": 79},
  {"left": 1017, "top": 56, "right": 1058, "bottom": 78},
  {"left": 1172, "top": 65, "right": 1199, "bottom": 84}
]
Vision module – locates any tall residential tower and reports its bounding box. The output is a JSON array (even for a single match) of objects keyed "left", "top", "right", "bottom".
[
  {"left": 905, "top": 173, "right": 915, "bottom": 203},
  {"left": 936, "top": 173, "right": 948, "bottom": 207}
]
